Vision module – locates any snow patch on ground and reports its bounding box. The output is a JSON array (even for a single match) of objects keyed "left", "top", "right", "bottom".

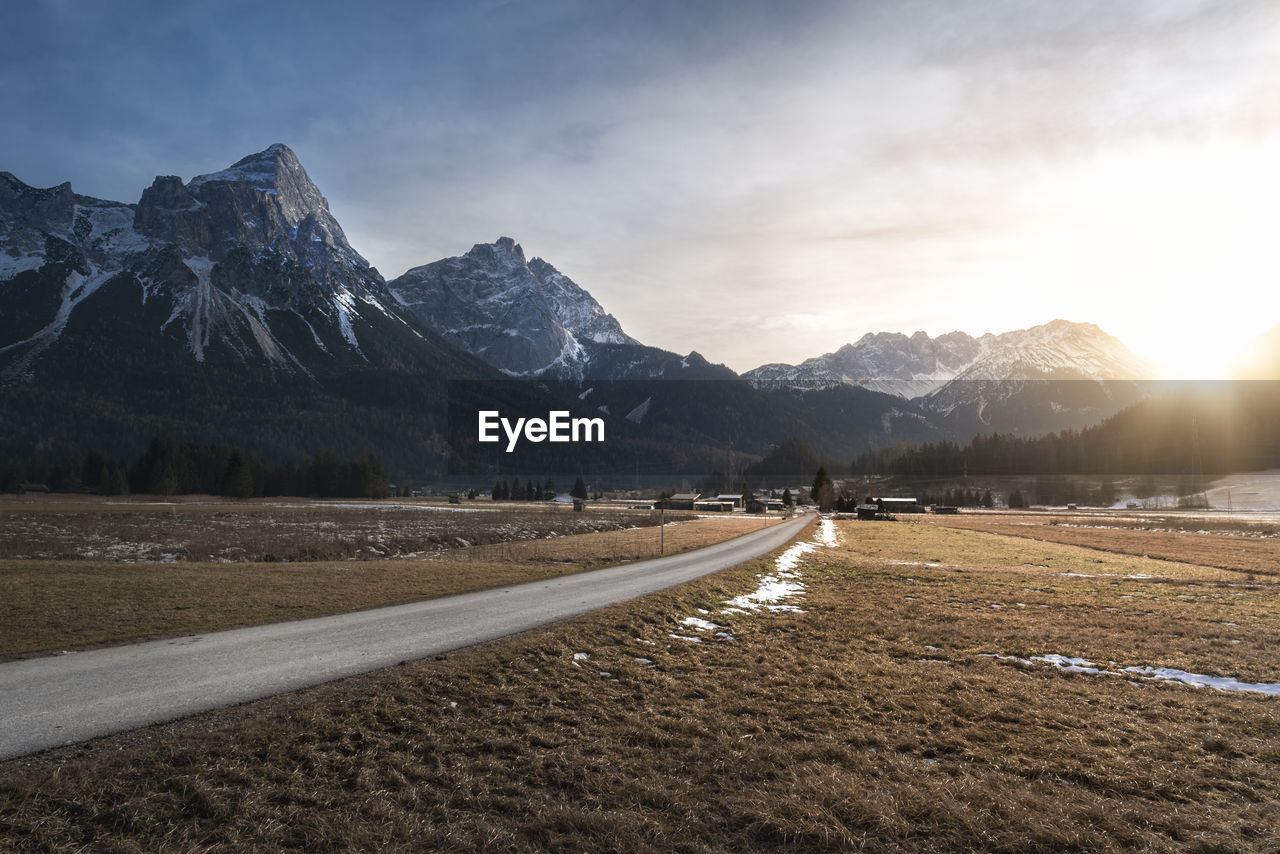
[
  {"left": 681, "top": 617, "right": 722, "bottom": 632},
  {"left": 978, "top": 652, "right": 1280, "bottom": 696},
  {"left": 722, "top": 516, "right": 841, "bottom": 617},
  {"left": 1123, "top": 667, "right": 1280, "bottom": 696}
]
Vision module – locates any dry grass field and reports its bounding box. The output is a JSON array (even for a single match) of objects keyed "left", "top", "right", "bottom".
[
  {"left": 0, "top": 498, "right": 778, "bottom": 658},
  {"left": 0, "top": 495, "right": 675, "bottom": 562},
  {"left": 3, "top": 512, "right": 1279, "bottom": 851},
  {"left": 920, "top": 510, "right": 1280, "bottom": 578}
]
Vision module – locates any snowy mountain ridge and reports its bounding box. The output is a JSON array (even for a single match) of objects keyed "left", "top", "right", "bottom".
[
  {"left": 388, "top": 237, "right": 637, "bottom": 379},
  {"left": 745, "top": 320, "right": 1157, "bottom": 400},
  {"left": 0, "top": 144, "right": 427, "bottom": 382}
]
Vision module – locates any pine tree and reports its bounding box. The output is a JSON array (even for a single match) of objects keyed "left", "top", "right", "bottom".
[
  {"left": 571, "top": 476, "right": 588, "bottom": 500},
  {"left": 810, "top": 466, "right": 834, "bottom": 512},
  {"left": 219, "top": 449, "right": 255, "bottom": 498},
  {"left": 2, "top": 461, "right": 25, "bottom": 493},
  {"left": 102, "top": 463, "right": 130, "bottom": 496}
]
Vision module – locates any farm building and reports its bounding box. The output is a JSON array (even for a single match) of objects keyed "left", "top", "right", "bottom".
[
  {"left": 694, "top": 499, "right": 737, "bottom": 512},
  {"left": 748, "top": 497, "right": 784, "bottom": 513},
  {"left": 661, "top": 492, "right": 701, "bottom": 510},
  {"left": 872, "top": 497, "right": 925, "bottom": 514}
]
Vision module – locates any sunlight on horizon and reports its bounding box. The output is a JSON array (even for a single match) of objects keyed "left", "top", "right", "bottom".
[{"left": 960, "top": 138, "right": 1280, "bottom": 380}]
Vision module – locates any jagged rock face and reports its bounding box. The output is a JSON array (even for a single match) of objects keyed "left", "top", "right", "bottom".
[
  {"left": 389, "top": 236, "right": 636, "bottom": 378},
  {"left": 744, "top": 319, "right": 1160, "bottom": 436},
  {"left": 919, "top": 321, "right": 1159, "bottom": 435},
  {"left": 0, "top": 144, "right": 432, "bottom": 381},
  {"left": 745, "top": 329, "right": 982, "bottom": 397},
  {"left": 944, "top": 320, "right": 1155, "bottom": 384},
  {"left": 746, "top": 321, "right": 1155, "bottom": 398},
  {"left": 132, "top": 144, "right": 382, "bottom": 299},
  {"left": 0, "top": 172, "right": 144, "bottom": 275},
  {"left": 0, "top": 174, "right": 77, "bottom": 256},
  {"left": 134, "top": 145, "right": 366, "bottom": 271}
]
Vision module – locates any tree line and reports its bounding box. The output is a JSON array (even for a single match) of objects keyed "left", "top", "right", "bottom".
[
  {"left": 490, "top": 476, "right": 592, "bottom": 501},
  {"left": 852, "top": 383, "right": 1280, "bottom": 477},
  {"left": 1, "top": 438, "right": 390, "bottom": 499}
]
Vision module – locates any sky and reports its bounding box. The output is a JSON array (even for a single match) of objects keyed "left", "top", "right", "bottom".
[{"left": 4, "top": 0, "right": 1280, "bottom": 378}]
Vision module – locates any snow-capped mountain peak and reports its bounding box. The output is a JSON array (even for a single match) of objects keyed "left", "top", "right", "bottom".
[
  {"left": 0, "top": 145, "right": 430, "bottom": 383},
  {"left": 956, "top": 319, "right": 1158, "bottom": 383},
  {"left": 389, "top": 236, "right": 636, "bottom": 378},
  {"left": 744, "top": 328, "right": 981, "bottom": 397},
  {"left": 745, "top": 319, "right": 1156, "bottom": 398}
]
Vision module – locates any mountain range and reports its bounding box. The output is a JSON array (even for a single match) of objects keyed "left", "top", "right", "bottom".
[
  {"left": 744, "top": 321, "right": 1156, "bottom": 396},
  {"left": 743, "top": 321, "right": 1158, "bottom": 437},
  {"left": 0, "top": 143, "right": 1231, "bottom": 482},
  {"left": 0, "top": 144, "right": 502, "bottom": 478}
]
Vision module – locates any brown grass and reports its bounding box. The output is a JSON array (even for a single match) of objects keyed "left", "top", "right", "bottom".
[
  {"left": 922, "top": 511, "right": 1280, "bottom": 577},
  {"left": 0, "top": 514, "right": 778, "bottom": 658},
  {"left": 3, "top": 517, "right": 1279, "bottom": 851},
  {"left": 0, "top": 495, "right": 677, "bottom": 562}
]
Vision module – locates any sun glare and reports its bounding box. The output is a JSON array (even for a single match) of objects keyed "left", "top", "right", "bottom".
[{"left": 985, "top": 139, "right": 1280, "bottom": 380}]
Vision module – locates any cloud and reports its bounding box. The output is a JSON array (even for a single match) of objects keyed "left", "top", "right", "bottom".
[{"left": 5, "top": 0, "right": 1280, "bottom": 373}]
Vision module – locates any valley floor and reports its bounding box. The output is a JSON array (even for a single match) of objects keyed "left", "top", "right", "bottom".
[
  {"left": 3, "top": 512, "right": 1279, "bottom": 851},
  {"left": 0, "top": 497, "right": 776, "bottom": 658}
]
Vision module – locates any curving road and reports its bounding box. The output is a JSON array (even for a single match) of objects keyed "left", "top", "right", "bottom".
[{"left": 0, "top": 512, "right": 812, "bottom": 760}]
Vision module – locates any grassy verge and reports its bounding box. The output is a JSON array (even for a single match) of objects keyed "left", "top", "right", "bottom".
[
  {"left": 3, "top": 518, "right": 1278, "bottom": 851},
  {"left": 0, "top": 515, "right": 778, "bottom": 658}
]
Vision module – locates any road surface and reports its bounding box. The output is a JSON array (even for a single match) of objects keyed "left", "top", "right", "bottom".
[{"left": 0, "top": 511, "right": 812, "bottom": 760}]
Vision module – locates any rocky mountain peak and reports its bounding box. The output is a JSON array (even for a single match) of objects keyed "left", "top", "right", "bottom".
[
  {"left": 0, "top": 173, "right": 78, "bottom": 240},
  {"left": 187, "top": 143, "right": 329, "bottom": 224},
  {"left": 467, "top": 236, "right": 527, "bottom": 267},
  {"left": 131, "top": 144, "right": 366, "bottom": 271},
  {"left": 0, "top": 144, "right": 405, "bottom": 380},
  {"left": 389, "top": 236, "right": 635, "bottom": 378}
]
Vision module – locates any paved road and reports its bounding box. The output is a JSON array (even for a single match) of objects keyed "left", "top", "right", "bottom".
[{"left": 0, "top": 512, "right": 812, "bottom": 760}]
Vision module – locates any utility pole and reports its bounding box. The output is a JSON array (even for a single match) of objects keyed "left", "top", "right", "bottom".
[
  {"left": 1190, "top": 416, "right": 1203, "bottom": 503},
  {"left": 660, "top": 501, "right": 665, "bottom": 554}
]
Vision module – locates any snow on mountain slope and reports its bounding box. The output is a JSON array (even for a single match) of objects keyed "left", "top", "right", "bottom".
[
  {"left": 745, "top": 330, "right": 980, "bottom": 397},
  {"left": 746, "top": 321, "right": 1156, "bottom": 398},
  {"left": 388, "top": 237, "right": 636, "bottom": 378},
  {"left": 945, "top": 320, "right": 1157, "bottom": 384},
  {"left": 0, "top": 145, "right": 444, "bottom": 383},
  {"left": 920, "top": 321, "right": 1159, "bottom": 435}
]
